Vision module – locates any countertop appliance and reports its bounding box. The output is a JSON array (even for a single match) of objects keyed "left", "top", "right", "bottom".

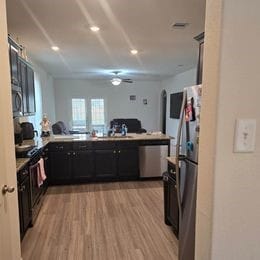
[
  {"left": 175, "top": 85, "right": 202, "bottom": 260},
  {"left": 139, "top": 141, "right": 169, "bottom": 178},
  {"left": 20, "top": 122, "right": 38, "bottom": 140}
]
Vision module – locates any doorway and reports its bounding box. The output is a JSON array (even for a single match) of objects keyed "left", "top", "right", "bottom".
[{"left": 160, "top": 90, "right": 167, "bottom": 134}]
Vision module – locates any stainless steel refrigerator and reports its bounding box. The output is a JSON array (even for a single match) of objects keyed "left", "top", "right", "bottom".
[{"left": 175, "top": 85, "right": 202, "bottom": 260}]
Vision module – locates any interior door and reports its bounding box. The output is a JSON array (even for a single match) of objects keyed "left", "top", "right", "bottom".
[{"left": 0, "top": 0, "right": 21, "bottom": 258}]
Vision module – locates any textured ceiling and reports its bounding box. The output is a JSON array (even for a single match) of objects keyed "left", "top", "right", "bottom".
[{"left": 6, "top": 0, "right": 205, "bottom": 80}]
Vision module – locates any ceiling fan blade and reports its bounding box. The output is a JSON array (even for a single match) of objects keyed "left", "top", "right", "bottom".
[{"left": 122, "top": 79, "right": 133, "bottom": 83}]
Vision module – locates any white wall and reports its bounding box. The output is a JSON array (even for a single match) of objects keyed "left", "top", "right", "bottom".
[
  {"left": 160, "top": 68, "right": 197, "bottom": 153},
  {"left": 196, "top": 0, "right": 260, "bottom": 259},
  {"left": 53, "top": 79, "right": 162, "bottom": 132}
]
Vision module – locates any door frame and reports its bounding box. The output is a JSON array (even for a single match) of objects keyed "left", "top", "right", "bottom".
[
  {"left": 0, "top": 1, "right": 21, "bottom": 259},
  {"left": 160, "top": 90, "right": 167, "bottom": 134}
]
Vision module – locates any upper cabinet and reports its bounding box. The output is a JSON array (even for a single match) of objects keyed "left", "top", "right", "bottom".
[
  {"left": 19, "top": 58, "right": 36, "bottom": 115},
  {"left": 194, "top": 32, "right": 204, "bottom": 85},
  {"left": 9, "top": 36, "right": 36, "bottom": 116},
  {"left": 9, "top": 43, "right": 19, "bottom": 86}
]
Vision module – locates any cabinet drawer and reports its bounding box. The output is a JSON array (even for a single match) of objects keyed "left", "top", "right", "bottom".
[
  {"left": 93, "top": 141, "right": 116, "bottom": 150},
  {"left": 48, "top": 142, "right": 72, "bottom": 152},
  {"left": 73, "top": 142, "right": 93, "bottom": 150},
  {"left": 117, "top": 141, "right": 138, "bottom": 148},
  {"left": 139, "top": 139, "right": 170, "bottom": 146}
]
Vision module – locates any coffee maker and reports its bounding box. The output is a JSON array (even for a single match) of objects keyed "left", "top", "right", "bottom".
[{"left": 13, "top": 117, "right": 23, "bottom": 145}]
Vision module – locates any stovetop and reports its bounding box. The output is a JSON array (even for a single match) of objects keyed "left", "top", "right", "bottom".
[{"left": 16, "top": 146, "right": 41, "bottom": 158}]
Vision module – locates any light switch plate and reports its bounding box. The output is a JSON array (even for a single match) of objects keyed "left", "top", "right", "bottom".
[{"left": 234, "top": 119, "right": 256, "bottom": 153}]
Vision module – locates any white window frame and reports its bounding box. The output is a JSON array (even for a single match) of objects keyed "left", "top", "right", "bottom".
[
  {"left": 90, "top": 98, "right": 106, "bottom": 134},
  {"left": 71, "top": 97, "right": 107, "bottom": 133},
  {"left": 71, "top": 98, "right": 87, "bottom": 131}
]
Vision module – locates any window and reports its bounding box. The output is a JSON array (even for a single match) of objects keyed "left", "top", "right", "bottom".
[
  {"left": 72, "top": 98, "right": 87, "bottom": 130},
  {"left": 91, "top": 99, "right": 105, "bottom": 133}
]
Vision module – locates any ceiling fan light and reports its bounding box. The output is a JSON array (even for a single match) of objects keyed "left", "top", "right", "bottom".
[{"left": 111, "top": 77, "right": 122, "bottom": 86}]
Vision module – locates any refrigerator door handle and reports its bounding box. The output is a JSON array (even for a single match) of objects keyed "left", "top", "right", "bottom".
[{"left": 175, "top": 91, "right": 187, "bottom": 217}]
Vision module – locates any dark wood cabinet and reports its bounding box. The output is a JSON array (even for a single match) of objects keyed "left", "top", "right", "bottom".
[
  {"left": 163, "top": 162, "right": 179, "bottom": 238},
  {"left": 8, "top": 41, "right": 19, "bottom": 86},
  {"left": 117, "top": 147, "right": 139, "bottom": 178},
  {"left": 166, "top": 176, "right": 179, "bottom": 236},
  {"left": 48, "top": 142, "right": 95, "bottom": 183},
  {"left": 49, "top": 151, "right": 71, "bottom": 183},
  {"left": 26, "top": 65, "right": 36, "bottom": 114},
  {"left": 48, "top": 141, "right": 140, "bottom": 184},
  {"left": 19, "top": 59, "right": 27, "bottom": 113},
  {"left": 18, "top": 58, "right": 35, "bottom": 115},
  {"left": 194, "top": 32, "right": 204, "bottom": 85},
  {"left": 95, "top": 141, "right": 139, "bottom": 180},
  {"left": 73, "top": 151, "right": 95, "bottom": 180},
  {"left": 8, "top": 36, "right": 36, "bottom": 116},
  {"left": 17, "top": 166, "right": 32, "bottom": 240},
  {"left": 95, "top": 149, "right": 117, "bottom": 179}
]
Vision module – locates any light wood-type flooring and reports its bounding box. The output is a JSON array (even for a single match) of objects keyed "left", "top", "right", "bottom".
[{"left": 22, "top": 181, "right": 178, "bottom": 260}]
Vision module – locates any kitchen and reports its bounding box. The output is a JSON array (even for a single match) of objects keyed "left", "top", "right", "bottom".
[{"left": 0, "top": 0, "right": 260, "bottom": 260}]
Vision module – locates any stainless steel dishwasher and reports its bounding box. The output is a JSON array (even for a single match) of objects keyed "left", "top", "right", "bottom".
[{"left": 139, "top": 140, "right": 169, "bottom": 178}]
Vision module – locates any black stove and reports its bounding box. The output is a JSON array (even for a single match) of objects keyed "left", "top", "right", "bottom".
[{"left": 16, "top": 146, "right": 41, "bottom": 158}]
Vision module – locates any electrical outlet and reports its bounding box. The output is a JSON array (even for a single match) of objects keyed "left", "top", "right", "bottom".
[{"left": 234, "top": 119, "right": 256, "bottom": 153}]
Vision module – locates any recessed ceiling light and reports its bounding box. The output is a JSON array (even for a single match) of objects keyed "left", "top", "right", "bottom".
[
  {"left": 51, "top": 46, "right": 59, "bottom": 51},
  {"left": 131, "top": 49, "right": 138, "bottom": 55},
  {"left": 90, "top": 26, "right": 100, "bottom": 32}
]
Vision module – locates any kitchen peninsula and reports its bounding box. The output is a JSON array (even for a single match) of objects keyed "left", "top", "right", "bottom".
[{"left": 17, "top": 133, "right": 170, "bottom": 184}]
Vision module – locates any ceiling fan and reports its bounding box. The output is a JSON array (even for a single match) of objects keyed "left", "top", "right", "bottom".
[{"left": 110, "top": 71, "right": 133, "bottom": 86}]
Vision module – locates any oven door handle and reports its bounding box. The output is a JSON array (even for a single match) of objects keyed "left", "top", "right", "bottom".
[{"left": 29, "top": 161, "right": 40, "bottom": 172}]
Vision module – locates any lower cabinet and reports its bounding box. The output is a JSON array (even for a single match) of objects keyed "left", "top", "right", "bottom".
[
  {"left": 117, "top": 147, "right": 139, "bottom": 178},
  {"left": 49, "top": 151, "right": 71, "bottom": 183},
  {"left": 163, "top": 163, "right": 179, "bottom": 238},
  {"left": 73, "top": 150, "right": 95, "bottom": 180},
  {"left": 48, "top": 142, "right": 96, "bottom": 184},
  {"left": 95, "top": 141, "right": 139, "bottom": 180},
  {"left": 48, "top": 141, "right": 140, "bottom": 184},
  {"left": 17, "top": 166, "right": 32, "bottom": 240},
  {"left": 95, "top": 149, "right": 117, "bottom": 179}
]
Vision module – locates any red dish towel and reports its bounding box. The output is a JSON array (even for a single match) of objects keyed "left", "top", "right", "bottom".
[{"left": 37, "top": 158, "right": 47, "bottom": 187}]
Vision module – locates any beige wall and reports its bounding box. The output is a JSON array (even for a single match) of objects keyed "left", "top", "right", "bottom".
[
  {"left": 0, "top": 0, "right": 21, "bottom": 259},
  {"left": 196, "top": 0, "right": 260, "bottom": 259}
]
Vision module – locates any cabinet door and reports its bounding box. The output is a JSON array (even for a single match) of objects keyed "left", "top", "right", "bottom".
[
  {"left": 118, "top": 147, "right": 139, "bottom": 178},
  {"left": 49, "top": 151, "right": 71, "bottom": 183},
  {"left": 21, "top": 176, "right": 32, "bottom": 235},
  {"left": 9, "top": 46, "right": 19, "bottom": 86},
  {"left": 19, "top": 60, "right": 28, "bottom": 114},
  {"left": 95, "top": 149, "right": 117, "bottom": 178},
  {"left": 26, "top": 66, "right": 35, "bottom": 114},
  {"left": 168, "top": 177, "right": 179, "bottom": 237},
  {"left": 197, "top": 41, "right": 204, "bottom": 85},
  {"left": 72, "top": 151, "right": 94, "bottom": 180}
]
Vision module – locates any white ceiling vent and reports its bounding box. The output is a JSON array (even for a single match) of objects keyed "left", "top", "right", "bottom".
[{"left": 172, "top": 22, "right": 189, "bottom": 29}]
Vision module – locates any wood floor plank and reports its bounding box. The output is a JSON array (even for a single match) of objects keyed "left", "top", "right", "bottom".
[{"left": 22, "top": 181, "right": 178, "bottom": 260}]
